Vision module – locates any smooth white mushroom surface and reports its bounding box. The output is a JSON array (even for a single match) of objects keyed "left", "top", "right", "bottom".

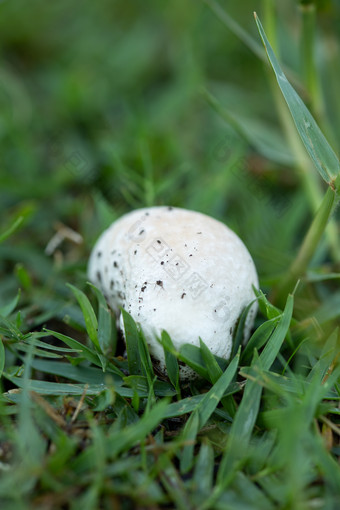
[{"left": 88, "top": 206, "right": 259, "bottom": 377}]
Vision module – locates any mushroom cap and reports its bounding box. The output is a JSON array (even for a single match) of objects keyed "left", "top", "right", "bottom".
[{"left": 88, "top": 206, "right": 258, "bottom": 377}]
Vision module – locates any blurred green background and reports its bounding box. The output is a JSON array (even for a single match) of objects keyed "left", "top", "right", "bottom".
[{"left": 0, "top": 0, "right": 339, "bottom": 319}]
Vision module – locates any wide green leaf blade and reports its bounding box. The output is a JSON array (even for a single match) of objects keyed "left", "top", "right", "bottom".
[
  {"left": 255, "top": 13, "right": 340, "bottom": 184},
  {"left": 121, "top": 309, "right": 143, "bottom": 376},
  {"left": 160, "top": 331, "right": 180, "bottom": 395}
]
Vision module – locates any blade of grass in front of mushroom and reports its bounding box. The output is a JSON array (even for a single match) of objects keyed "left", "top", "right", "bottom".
[
  {"left": 199, "top": 337, "right": 236, "bottom": 417},
  {"left": 160, "top": 331, "right": 181, "bottom": 398},
  {"left": 88, "top": 283, "right": 116, "bottom": 356},
  {"left": 241, "top": 317, "right": 278, "bottom": 364},
  {"left": 178, "top": 344, "right": 210, "bottom": 380},
  {"left": 180, "top": 349, "right": 240, "bottom": 474},
  {"left": 121, "top": 308, "right": 144, "bottom": 376},
  {"left": 67, "top": 283, "right": 101, "bottom": 352},
  {"left": 136, "top": 329, "right": 157, "bottom": 408},
  {"left": 201, "top": 294, "right": 293, "bottom": 508}
]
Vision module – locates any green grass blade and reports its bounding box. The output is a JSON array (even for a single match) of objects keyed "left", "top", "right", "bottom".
[
  {"left": 79, "top": 398, "right": 169, "bottom": 466},
  {"left": 67, "top": 284, "right": 100, "bottom": 351},
  {"left": 178, "top": 344, "right": 209, "bottom": 380},
  {"left": 307, "top": 327, "right": 338, "bottom": 383},
  {"left": 255, "top": 13, "right": 340, "bottom": 184},
  {"left": 0, "top": 337, "right": 5, "bottom": 378},
  {"left": 121, "top": 309, "right": 143, "bottom": 376},
  {"left": 43, "top": 329, "right": 102, "bottom": 366},
  {"left": 204, "top": 0, "right": 265, "bottom": 62},
  {"left": 0, "top": 289, "right": 21, "bottom": 318},
  {"left": 137, "top": 328, "right": 155, "bottom": 387},
  {"left": 160, "top": 331, "right": 180, "bottom": 395},
  {"left": 199, "top": 337, "right": 223, "bottom": 383},
  {"left": 180, "top": 349, "right": 240, "bottom": 473},
  {"left": 88, "top": 283, "right": 114, "bottom": 356},
  {"left": 212, "top": 294, "right": 293, "bottom": 499},
  {"left": 241, "top": 318, "right": 278, "bottom": 363},
  {"left": 192, "top": 441, "right": 215, "bottom": 501},
  {"left": 4, "top": 376, "right": 107, "bottom": 396},
  {"left": 180, "top": 412, "right": 200, "bottom": 474},
  {"left": 0, "top": 216, "right": 24, "bottom": 244}
]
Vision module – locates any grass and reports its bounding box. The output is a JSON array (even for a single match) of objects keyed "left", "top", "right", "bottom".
[{"left": 1, "top": 0, "right": 340, "bottom": 508}]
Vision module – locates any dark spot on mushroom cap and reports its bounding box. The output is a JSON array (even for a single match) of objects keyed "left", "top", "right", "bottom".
[
  {"left": 110, "top": 280, "right": 114, "bottom": 290},
  {"left": 97, "top": 251, "right": 102, "bottom": 258},
  {"left": 230, "top": 327, "right": 233, "bottom": 335},
  {"left": 153, "top": 308, "right": 156, "bottom": 311},
  {"left": 157, "top": 239, "right": 161, "bottom": 244},
  {"left": 113, "top": 261, "right": 118, "bottom": 268},
  {"left": 139, "top": 229, "right": 145, "bottom": 235},
  {"left": 168, "top": 206, "right": 173, "bottom": 211},
  {"left": 134, "top": 250, "right": 137, "bottom": 255},
  {"left": 141, "top": 285, "right": 146, "bottom": 292},
  {"left": 156, "top": 280, "right": 163, "bottom": 286},
  {"left": 160, "top": 261, "right": 164, "bottom": 265},
  {"left": 197, "top": 232, "right": 202, "bottom": 234},
  {"left": 96, "top": 271, "right": 102, "bottom": 282},
  {"left": 181, "top": 293, "right": 186, "bottom": 299},
  {"left": 189, "top": 254, "right": 193, "bottom": 257}
]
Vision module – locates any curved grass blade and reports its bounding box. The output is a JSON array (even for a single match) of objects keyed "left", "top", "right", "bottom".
[
  {"left": 0, "top": 216, "right": 24, "bottom": 244},
  {"left": 255, "top": 13, "right": 340, "bottom": 184},
  {"left": 42, "top": 329, "right": 124, "bottom": 377},
  {"left": 0, "top": 290, "right": 21, "bottom": 318}
]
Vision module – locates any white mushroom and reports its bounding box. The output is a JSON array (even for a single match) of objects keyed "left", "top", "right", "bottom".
[{"left": 88, "top": 206, "right": 258, "bottom": 377}]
